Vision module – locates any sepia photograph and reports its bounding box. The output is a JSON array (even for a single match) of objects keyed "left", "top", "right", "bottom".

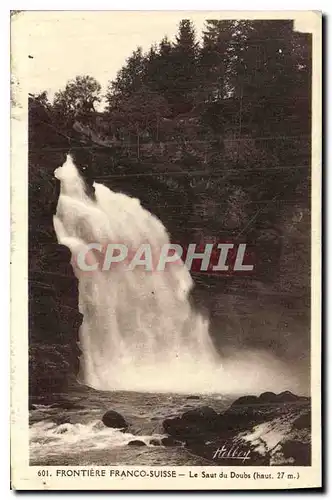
[{"left": 10, "top": 10, "right": 322, "bottom": 490}]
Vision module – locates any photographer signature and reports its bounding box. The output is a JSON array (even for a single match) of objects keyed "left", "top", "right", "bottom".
[{"left": 212, "top": 444, "right": 251, "bottom": 463}]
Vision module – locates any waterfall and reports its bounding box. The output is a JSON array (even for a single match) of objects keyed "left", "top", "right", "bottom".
[
  {"left": 52, "top": 154, "right": 304, "bottom": 395},
  {"left": 53, "top": 154, "right": 223, "bottom": 393}
]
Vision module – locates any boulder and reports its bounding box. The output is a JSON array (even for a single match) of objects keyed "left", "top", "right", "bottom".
[
  {"left": 258, "top": 392, "right": 277, "bottom": 404},
  {"left": 276, "top": 391, "right": 303, "bottom": 403},
  {"left": 102, "top": 410, "right": 128, "bottom": 430},
  {"left": 182, "top": 406, "right": 218, "bottom": 423},
  {"left": 186, "top": 395, "right": 200, "bottom": 400},
  {"left": 127, "top": 440, "right": 146, "bottom": 447},
  {"left": 222, "top": 396, "right": 264, "bottom": 431},
  {"left": 230, "top": 395, "right": 258, "bottom": 408},
  {"left": 223, "top": 392, "right": 309, "bottom": 432},
  {"left": 163, "top": 406, "right": 220, "bottom": 443}
]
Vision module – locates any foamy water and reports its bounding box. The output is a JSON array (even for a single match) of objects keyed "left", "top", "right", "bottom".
[
  {"left": 30, "top": 419, "right": 165, "bottom": 460},
  {"left": 29, "top": 390, "right": 233, "bottom": 465}
]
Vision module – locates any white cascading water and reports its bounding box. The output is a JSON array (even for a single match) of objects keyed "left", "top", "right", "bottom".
[
  {"left": 53, "top": 154, "right": 302, "bottom": 395},
  {"left": 53, "top": 154, "right": 223, "bottom": 393}
]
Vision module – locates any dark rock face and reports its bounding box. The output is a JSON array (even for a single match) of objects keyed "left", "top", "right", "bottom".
[
  {"left": 162, "top": 393, "right": 311, "bottom": 466},
  {"left": 29, "top": 245, "right": 82, "bottom": 402},
  {"left": 28, "top": 100, "right": 84, "bottom": 401},
  {"left": 186, "top": 395, "right": 200, "bottom": 400},
  {"left": 102, "top": 410, "right": 128, "bottom": 430},
  {"left": 128, "top": 440, "right": 146, "bottom": 447},
  {"left": 29, "top": 343, "right": 79, "bottom": 402}
]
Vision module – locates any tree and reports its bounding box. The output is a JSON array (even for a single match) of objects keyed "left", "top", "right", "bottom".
[
  {"left": 143, "top": 37, "right": 174, "bottom": 102},
  {"left": 226, "top": 20, "right": 311, "bottom": 138},
  {"left": 107, "top": 47, "right": 146, "bottom": 102},
  {"left": 198, "top": 20, "right": 236, "bottom": 102},
  {"left": 53, "top": 75, "right": 101, "bottom": 124},
  {"left": 159, "top": 36, "right": 172, "bottom": 57},
  {"left": 170, "top": 20, "right": 199, "bottom": 113}
]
